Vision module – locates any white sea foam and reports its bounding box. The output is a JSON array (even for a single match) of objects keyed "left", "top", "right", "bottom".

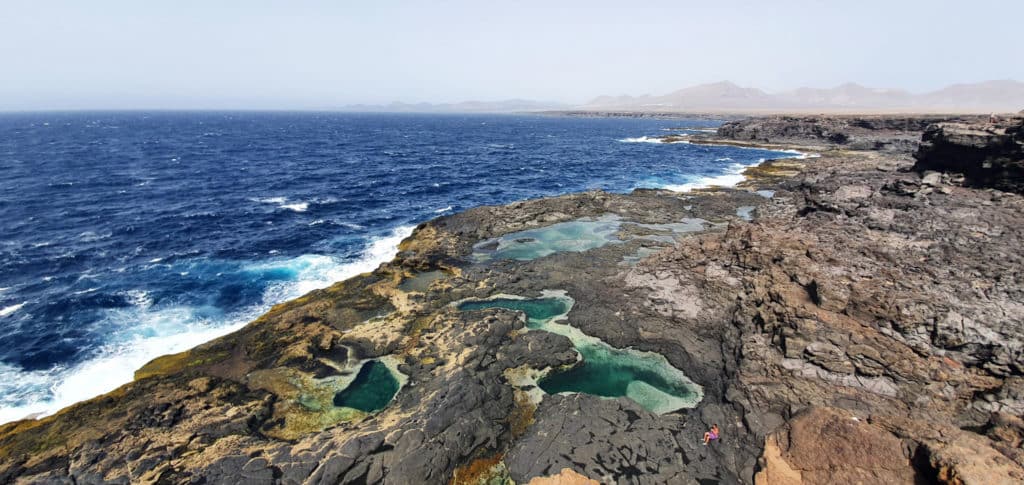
[
  {"left": 253, "top": 196, "right": 310, "bottom": 212},
  {"left": 77, "top": 231, "right": 112, "bottom": 242},
  {"left": 0, "top": 225, "right": 415, "bottom": 425},
  {"left": 619, "top": 136, "right": 661, "bottom": 144},
  {"left": 662, "top": 148, "right": 811, "bottom": 193},
  {"left": 780, "top": 149, "right": 820, "bottom": 160},
  {"left": 0, "top": 302, "right": 26, "bottom": 318},
  {"left": 434, "top": 205, "right": 453, "bottom": 213},
  {"left": 619, "top": 135, "right": 689, "bottom": 144},
  {"left": 663, "top": 161, "right": 762, "bottom": 193}
]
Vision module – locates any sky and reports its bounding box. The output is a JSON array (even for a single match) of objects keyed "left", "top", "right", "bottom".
[{"left": 2, "top": 0, "right": 1022, "bottom": 110}]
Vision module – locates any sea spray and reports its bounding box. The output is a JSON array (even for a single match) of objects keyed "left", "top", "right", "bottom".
[{"left": 0, "top": 225, "right": 414, "bottom": 424}]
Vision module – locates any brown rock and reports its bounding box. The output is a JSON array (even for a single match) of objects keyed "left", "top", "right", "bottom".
[
  {"left": 527, "top": 468, "right": 601, "bottom": 485},
  {"left": 756, "top": 407, "right": 917, "bottom": 484}
]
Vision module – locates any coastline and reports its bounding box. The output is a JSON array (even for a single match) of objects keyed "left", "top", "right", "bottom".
[
  {"left": 0, "top": 128, "right": 795, "bottom": 426},
  {"left": 3, "top": 114, "right": 1022, "bottom": 484}
]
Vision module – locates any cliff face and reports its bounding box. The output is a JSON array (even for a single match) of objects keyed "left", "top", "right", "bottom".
[
  {"left": 716, "top": 115, "right": 986, "bottom": 151},
  {"left": 1, "top": 117, "right": 1023, "bottom": 484},
  {"left": 913, "top": 117, "right": 1024, "bottom": 193}
]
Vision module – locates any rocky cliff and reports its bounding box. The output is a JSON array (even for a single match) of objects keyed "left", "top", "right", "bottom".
[
  {"left": 913, "top": 116, "right": 1024, "bottom": 193},
  {"left": 1, "top": 117, "right": 1022, "bottom": 484},
  {"left": 716, "top": 115, "right": 986, "bottom": 151}
]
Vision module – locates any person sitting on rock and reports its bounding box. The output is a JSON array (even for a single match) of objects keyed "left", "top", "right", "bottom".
[{"left": 702, "top": 424, "right": 720, "bottom": 445}]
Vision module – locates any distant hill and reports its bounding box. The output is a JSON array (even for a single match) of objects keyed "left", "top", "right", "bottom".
[
  {"left": 341, "top": 99, "right": 569, "bottom": 113},
  {"left": 581, "top": 80, "right": 1024, "bottom": 113}
]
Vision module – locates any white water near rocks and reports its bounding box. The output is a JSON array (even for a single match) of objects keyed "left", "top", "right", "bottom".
[{"left": 0, "top": 226, "right": 414, "bottom": 424}]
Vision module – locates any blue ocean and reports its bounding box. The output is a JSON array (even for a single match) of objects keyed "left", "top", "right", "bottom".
[{"left": 0, "top": 112, "right": 795, "bottom": 422}]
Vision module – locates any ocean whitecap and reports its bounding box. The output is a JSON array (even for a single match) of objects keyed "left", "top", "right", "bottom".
[
  {"left": 0, "top": 302, "right": 26, "bottom": 318},
  {"left": 0, "top": 225, "right": 415, "bottom": 425}
]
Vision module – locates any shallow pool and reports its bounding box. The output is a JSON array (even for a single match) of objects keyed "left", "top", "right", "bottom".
[
  {"left": 333, "top": 360, "right": 401, "bottom": 413},
  {"left": 472, "top": 216, "right": 622, "bottom": 261},
  {"left": 457, "top": 293, "right": 702, "bottom": 413}
]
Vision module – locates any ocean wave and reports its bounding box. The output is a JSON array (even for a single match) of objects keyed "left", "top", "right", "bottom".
[
  {"left": 660, "top": 147, "right": 810, "bottom": 193},
  {"left": 779, "top": 149, "right": 820, "bottom": 160},
  {"left": 252, "top": 196, "right": 311, "bottom": 213},
  {"left": 662, "top": 160, "right": 762, "bottom": 193},
  {"left": 0, "top": 225, "right": 414, "bottom": 425},
  {"left": 0, "top": 302, "right": 26, "bottom": 318},
  {"left": 619, "top": 135, "right": 690, "bottom": 144},
  {"left": 434, "top": 206, "right": 453, "bottom": 214},
  {"left": 77, "top": 231, "right": 112, "bottom": 242}
]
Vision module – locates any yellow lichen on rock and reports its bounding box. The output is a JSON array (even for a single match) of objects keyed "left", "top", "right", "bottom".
[
  {"left": 450, "top": 453, "right": 512, "bottom": 485},
  {"left": 246, "top": 367, "right": 365, "bottom": 440}
]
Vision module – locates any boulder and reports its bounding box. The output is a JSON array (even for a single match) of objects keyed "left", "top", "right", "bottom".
[{"left": 913, "top": 117, "right": 1024, "bottom": 193}]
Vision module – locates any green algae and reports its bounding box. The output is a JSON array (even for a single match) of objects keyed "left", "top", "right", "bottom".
[{"left": 457, "top": 292, "right": 702, "bottom": 414}]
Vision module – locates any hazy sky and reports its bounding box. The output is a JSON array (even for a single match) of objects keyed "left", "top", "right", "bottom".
[{"left": 2, "top": 0, "right": 1022, "bottom": 110}]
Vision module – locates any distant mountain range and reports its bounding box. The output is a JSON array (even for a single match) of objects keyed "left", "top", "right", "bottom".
[
  {"left": 340, "top": 99, "right": 569, "bottom": 113},
  {"left": 342, "top": 80, "right": 1024, "bottom": 114},
  {"left": 581, "top": 80, "right": 1024, "bottom": 113}
]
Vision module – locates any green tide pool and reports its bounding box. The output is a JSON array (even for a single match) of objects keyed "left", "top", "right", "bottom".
[
  {"left": 457, "top": 292, "right": 702, "bottom": 414},
  {"left": 333, "top": 360, "right": 401, "bottom": 413},
  {"left": 458, "top": 297, "right": 570, "bottom": 329}
]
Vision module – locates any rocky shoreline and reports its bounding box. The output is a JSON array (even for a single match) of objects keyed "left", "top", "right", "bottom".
[{"left": 1, "top": 115, "right": 1022, "bottom": 484}]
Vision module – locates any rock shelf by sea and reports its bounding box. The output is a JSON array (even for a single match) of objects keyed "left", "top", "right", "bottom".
[{"left": 1, "top": 114, "right": 1023, "bottom": 484}]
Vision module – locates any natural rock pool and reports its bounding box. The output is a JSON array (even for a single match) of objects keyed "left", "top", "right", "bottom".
[
  {"left": 458, "top": 292, "right": 702, "bottom": 414},
  {"left": 472, "top": 216, "right": 622, "bottom": 262},
  {"left": 398, "top": 270, "right": 446, "bottom": 293},
  {"left": 472, "top": 215, "right": 714, "bottom": 262},
  {"left": 333, "top": 358, "right": 404, "bottom": 413}
]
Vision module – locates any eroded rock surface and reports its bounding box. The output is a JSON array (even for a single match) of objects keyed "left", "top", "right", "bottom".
[
  {"left": 1, "top": 116, "right": 1022, "bottom": 484},
  {"left": 716, "top": 115, "right": 985, "bottom": 152},
  {"left": 913, "top": 116, "right": 1024, "bottom": 193}
]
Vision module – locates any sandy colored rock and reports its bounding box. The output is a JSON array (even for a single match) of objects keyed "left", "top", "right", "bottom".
[{"left": 527, "top": 468, "right": 601, "bottom": 485}]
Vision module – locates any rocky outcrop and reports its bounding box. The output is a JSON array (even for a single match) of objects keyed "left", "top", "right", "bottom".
[
  {"left": 1, "top": 116, "right": 1023, "bottom": 484},
  {"left": 753, "top": 407, "right": 918, "bottom": 484},
  {"left": 716, "top": 115, "right": 984, "bottom": 151},
  {"left": 913, "top": 117, "right": 1024, "bottom": 193}
]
